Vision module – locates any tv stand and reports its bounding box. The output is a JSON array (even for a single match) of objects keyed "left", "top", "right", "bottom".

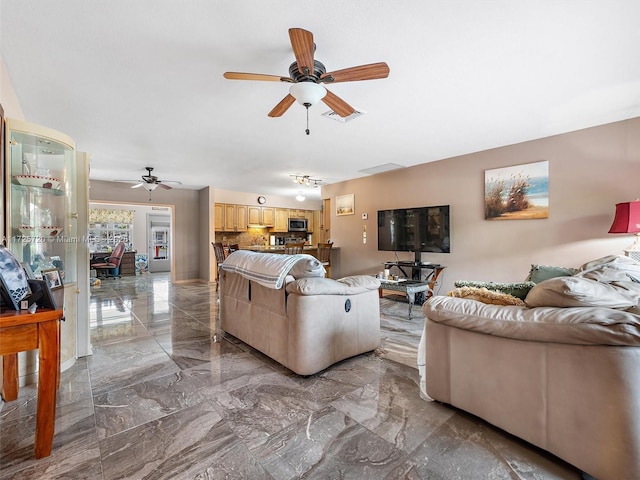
[{"left": 382, "top": 261, "right": 446, "bottom": 305}]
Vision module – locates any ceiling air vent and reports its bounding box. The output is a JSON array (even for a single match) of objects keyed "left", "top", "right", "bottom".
[{"left": 322, "top": 109, "right": 365, "bottom": 123}]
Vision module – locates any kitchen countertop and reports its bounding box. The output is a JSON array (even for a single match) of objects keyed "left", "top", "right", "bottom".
[
  {"left": 240, "top": 245, "right": 337, "bottom": 253},
  {"left": 242, "top": 245, "right": 310, "bottom": 252}
]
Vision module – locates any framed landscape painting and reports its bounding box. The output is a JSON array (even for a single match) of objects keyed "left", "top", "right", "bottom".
[
  {"left": 484, "top": 160, "right": 549, "bottom": 220},
  {"left": 336, "top": 194, "right": 355, "bottom": 216}
]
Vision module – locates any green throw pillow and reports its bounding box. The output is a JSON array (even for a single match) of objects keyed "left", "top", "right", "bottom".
[
  {"left": 453, "top": 280, "right": 536, "bottom": 300},
  {"left": 525, "top": 264, "right": 577, "bottom": 284}
]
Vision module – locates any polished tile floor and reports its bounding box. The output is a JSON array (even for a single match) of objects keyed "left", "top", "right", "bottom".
[{"left": 0, "top": 273, "right": 582, "bottom": 479}]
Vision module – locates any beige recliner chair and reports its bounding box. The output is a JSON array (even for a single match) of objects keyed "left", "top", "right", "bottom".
[{"left": 219, "top": 251, "right": 381, "bottom": 375}]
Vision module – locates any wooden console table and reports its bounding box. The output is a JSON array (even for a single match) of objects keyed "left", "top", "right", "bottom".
[{"left": 0, "top": 308, "right": 63, "bottom": 458}]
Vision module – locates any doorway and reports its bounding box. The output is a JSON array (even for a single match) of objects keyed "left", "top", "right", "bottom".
[
  {"left": 147, "top": 214, "right": 171, "bottom": 272},
  {"left": 89, "top": 202, "right": 174, "bottom": 276}
]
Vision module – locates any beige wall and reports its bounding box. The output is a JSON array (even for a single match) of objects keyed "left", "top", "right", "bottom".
[
  {"left": 0, "top": 60, "right": 26, "bottom": 120},
  {"left": 322, "top": 117, "right": 640, "bottom": 293},
  {"left": 89, "top": 180, "right": 202, "bottom": 282},
  {"left": 213, "top": 188, "right": 322, "bottom": 211}
]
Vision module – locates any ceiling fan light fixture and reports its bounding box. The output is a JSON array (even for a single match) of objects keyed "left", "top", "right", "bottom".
[
  {"left": 143, "top": 183, "right": 159, "bottom": 191},
  {"left": 289, "top": 82, "right": 326, "bottom": 107}
]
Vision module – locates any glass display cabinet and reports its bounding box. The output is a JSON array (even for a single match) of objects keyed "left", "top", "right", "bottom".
[
  {"left": 5, "top": 119, "right": 77, "bottom": 282},
  {"left": 4, "top": 118, "right": 89, "bottom": 374}
]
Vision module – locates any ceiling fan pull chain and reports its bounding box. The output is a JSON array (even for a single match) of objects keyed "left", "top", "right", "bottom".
[{"left": 305, "top": 103, "right": 311, "bottom": 135}]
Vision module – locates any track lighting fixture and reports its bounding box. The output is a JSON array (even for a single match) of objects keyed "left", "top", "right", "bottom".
[{"left": 290, "top": 175, "right": 321, "bottom": 187}]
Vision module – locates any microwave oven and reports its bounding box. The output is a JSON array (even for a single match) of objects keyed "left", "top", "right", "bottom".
[{"left": 288, "top": 218, "right": 308, "bottom": 232}]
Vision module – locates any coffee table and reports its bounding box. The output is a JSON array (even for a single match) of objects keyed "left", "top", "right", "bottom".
[{"left": 378, "top": 279, "right": 432, "bottom": 318}]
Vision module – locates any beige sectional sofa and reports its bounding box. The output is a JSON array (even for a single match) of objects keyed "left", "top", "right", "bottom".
[
  {"left": 219, "top": 251, "right": 381, "bottom": 375},
  {"left": 422, "top": 255, "right": 640, "bottom": 480}
]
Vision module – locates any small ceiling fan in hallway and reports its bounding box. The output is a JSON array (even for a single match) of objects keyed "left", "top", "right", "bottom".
[{"left": 115, "top": 167, "right": 182, "bottom": 195}]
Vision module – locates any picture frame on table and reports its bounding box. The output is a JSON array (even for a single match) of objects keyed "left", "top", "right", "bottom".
[
  {"left": 42, "top": 268, "right": 63, "bottom": 290},
  {"left": 26, "top": 279, "right": 57, "bottom": 310},
  {"left": 41, "top": 268, "right": 64, "bottom": 308}
]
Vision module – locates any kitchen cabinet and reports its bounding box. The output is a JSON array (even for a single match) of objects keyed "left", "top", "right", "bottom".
[
  {"left": 223, "top": 204, "right": 247, "bottom": 232},
  {"left": 273, "top": 208, "right": 289, "bottom": 232},
  {"left": 214, "top": 203, "right": 224, "bottom": 231},
  {"left": 262, "top": 207, "right": 275, "bottom": 227},
  {"left": 305, "top": 210, "right": 315, "bottom": 233},
  {"left": 248, "top": 206, "right": 274, "bottom": 227},
  {"left": 290, "top": 209, "right": 306, "bottom": 218}
]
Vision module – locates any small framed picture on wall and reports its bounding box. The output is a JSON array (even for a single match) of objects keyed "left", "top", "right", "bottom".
[{"left": 336, "top": 194, "right": 355, "bottom": 216}]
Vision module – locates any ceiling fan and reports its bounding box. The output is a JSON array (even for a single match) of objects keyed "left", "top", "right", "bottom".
[
  {"left": 224, "top": 28, "right": 389, "bottom": 133},
  {"left": 117, "top": 167, "right": 182, "bottom": 191}
]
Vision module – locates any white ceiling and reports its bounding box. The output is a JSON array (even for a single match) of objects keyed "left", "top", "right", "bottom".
[{"left": 2, "top": 1, "right": 639, "bottom": 201}]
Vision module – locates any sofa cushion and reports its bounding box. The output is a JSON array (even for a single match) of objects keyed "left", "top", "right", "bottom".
[
  {"left": 453, "top": 280, "right": 535, "bottom": 300},
  {"left": 448, "top": 287, "right": 526, "bottom": 306},
  {"left": 286, "top": 275, "right": 380, "bottom": 296},
  {"left": 424, "top": 295, "right": 640, "bottom": 346},
  {"left": 525, "top": 276, "right": 639, "bottom": 309},
  {"left": 337, "top": 275, "right": 381, "bottom": 290},
  {"left": 526, "top": 264, "right": 576, "bottom": 283}
]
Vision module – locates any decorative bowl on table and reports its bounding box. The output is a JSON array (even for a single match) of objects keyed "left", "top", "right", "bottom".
[
  {"left": 19, "top": 226, "right": 64, "bottom": 237},
  {"left": 13, "top": 175, "right": 62, "bottom": 190}
]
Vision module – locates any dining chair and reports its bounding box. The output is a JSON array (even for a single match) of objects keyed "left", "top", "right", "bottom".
[
  {"left": 316, "top": 242, "right": 333, "bottom": 278},
  {"left": 284, "top": 242, "right": 305, "bottom": 255},
  {"left": 227, "top": 244, "right": 240, "bottom": 255},
  {"left": 212, "top": 242, "right": 226, "bottom": 291}
]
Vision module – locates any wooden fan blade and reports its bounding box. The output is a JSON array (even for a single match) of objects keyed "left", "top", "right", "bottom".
[
  {"left": 321, "top": 90, "right": 355, "bottom": 117},
  {"left": 223, "top": 72, "right": 292, "bottom": 82},
  {"left": 157, "top": 183, "right": 172, "bottom": 190},
  {"left": 268, "top": 94, "right": 296, "bottom": 117},
  {"left": 321, "top": 62, "right": 390, "bottom": 83},
  {"left": 288, "top": 28, "right": 315, "bottom": 75}
]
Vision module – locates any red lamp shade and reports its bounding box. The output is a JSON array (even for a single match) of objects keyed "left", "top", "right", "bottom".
[{"left": 608, "top": 201, "right": 640, "bottom": 234}]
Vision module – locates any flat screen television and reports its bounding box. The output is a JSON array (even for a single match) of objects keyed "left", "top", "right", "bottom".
[{"left": 378, "top": 205, "right": 450, "bottom": 263}]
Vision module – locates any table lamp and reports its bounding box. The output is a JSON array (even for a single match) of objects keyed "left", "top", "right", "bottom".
[{"left": 608, "top": 200, "right": 640, "bottom": 259}]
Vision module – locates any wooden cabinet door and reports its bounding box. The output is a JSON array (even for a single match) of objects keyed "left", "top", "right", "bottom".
[
  {"left": 214, "top": 204, "right": 224, "bottom": 231},
  {"left": 247, "top": 206, "right": 261, "bottom": 226},
  {"left": 224, "top": 204, "right": 236, "bottom": 231},
  {"left": 261, "top": 207, "right": 275, "bottom": 227},
  {"left": 274, "top": 208, "right": 289, "bottom": 232},
  {"left": 235, "top": 205, "right": 248, "bottom": 231},
  {"left": 305, "top": 210, "right": 314, "bottom": 233}
]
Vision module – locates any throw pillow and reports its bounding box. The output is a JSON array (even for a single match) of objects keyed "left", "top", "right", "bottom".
[
  {"left": 447, "top": 287, "right": 526, "bottom": 306},
  {"left": 526, "top": 264, "right": 577, "bottom": 284},
  {"left": 454, "top": 280, "right": 536, "bottom": 300},
  {"left": 524, "top": 276, "right": 638, "bottom": 309},
  {"left": 288, "top": 255, "right": 326, "bottom": 279}
]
